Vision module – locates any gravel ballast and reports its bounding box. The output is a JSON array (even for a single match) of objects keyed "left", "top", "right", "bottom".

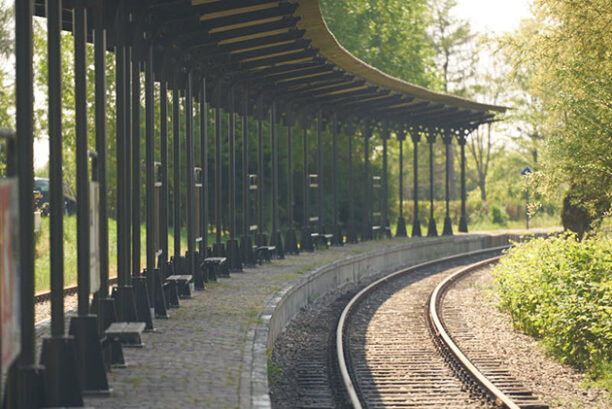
[{"left": 445, "top": 266, "right": 611, "bottom": 409}]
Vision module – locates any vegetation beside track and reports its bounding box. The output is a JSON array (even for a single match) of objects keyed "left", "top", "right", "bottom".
[{"left": 492, "top": 234, "right": 612, "bottom": 390}]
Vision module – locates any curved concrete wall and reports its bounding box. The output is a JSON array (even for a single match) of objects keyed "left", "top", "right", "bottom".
[{"left": 248, "top": 233, "right": 518, "bottom": 409}]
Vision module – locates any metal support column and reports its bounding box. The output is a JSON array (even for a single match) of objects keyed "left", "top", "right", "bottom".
[
  {"left": 458, "top": 130, "right": 468, "bottom": 232},
  {"left": 173, "top": 87, "right": 181, "bottom": 259},
  {"left": 146, "top": 45, "right": 168, "bottom": 317},
  {"left": 284, "top": 111, "right": 299, "bottom": 254},
  {"left": 93, "top": 0, "right": 119, "bottom": 336},
  {"left": 316, "top": 111, "right": 324, "bottom": 236},
  {"left": 396, "top": 130, "right": 407, "bottom": 237},
  {"left": 269, "top": 100, "right": 284, "bottom": 258},
  {"left": 345, "top": 122, "right": 358, "bottom": 243},
  {"left": 300, "top": 118, "right": 314, "bottom": 251},
  {"left": 332, "top": 113, "right": 342, "bottom": 245},
  {"left": 199, "top": 79, "right": 209, "bottom": 261},
  {"left": 4, "top": 2, "right": 45, "bottom": 406},
  {"left": 131, "top": 55, "right": 141, "bottom": 279},
  {"left": 227, "top": 86, "right": 242, "bottom": 271},
  {"left": 132, "top": 45, "right": 154, "bottom": 332},
  {"left": 68, "top": 3, "right": 109, "bottom": 394},
  {"left": 411, "top": 129, "right": 422, "bottom": 237},
  {"left": 186, "top": 70, "right": 204, "bottom": 285},
  {"left": 442, "top": 131, "right": 453, "bottom": 235},
  {"left": 362, "top": 124, "right": 373, "bottom": 240},
  {"left": 157, "top": 78, "right": 172, "bottom": 314},
  {"left": 39, "top": 0, "right": 82, "bottom": 404},
  {"left": 427, "top": 129, "right": 438, "bottom": 237},
  {"left": 381, "top": 125, "right": 391, "bottom": 238},
  {"left": 239, "top": 88, "right": 255, "bottom": 265},
  {"left": 255, "top": 94, "right": 267, "bottom": 247},
  {"left": 213, "top": 83, "right": 226, "bottom": 260},
  {"left": 113, "top": 2, "right": 137, "bottom": 323}
]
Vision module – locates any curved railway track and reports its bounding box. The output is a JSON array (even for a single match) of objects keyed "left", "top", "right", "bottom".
[{"left": 337, "top": 248, "right": 548, "bottom": 409}]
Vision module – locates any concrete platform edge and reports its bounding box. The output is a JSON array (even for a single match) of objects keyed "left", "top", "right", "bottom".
[{"left": 245, "top": 232, "right": 523, "bottom": 409}]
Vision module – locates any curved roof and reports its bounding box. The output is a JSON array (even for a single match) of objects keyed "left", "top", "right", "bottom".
[{"left": 34, "top": 0, "right": 507, "bottom": 130}]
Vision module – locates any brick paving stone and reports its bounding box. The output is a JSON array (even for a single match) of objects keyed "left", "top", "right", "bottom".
[{"left": 29, "top": 239, "right": 403, "bottom": 409}]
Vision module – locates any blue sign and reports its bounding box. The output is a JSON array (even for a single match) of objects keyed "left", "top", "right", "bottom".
[{"left": 521, "top": 166, "right": 532, "bottom": 176}]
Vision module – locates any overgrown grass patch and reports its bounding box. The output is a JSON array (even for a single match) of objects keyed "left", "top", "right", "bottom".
[{"left": 492, "top": 233, "right": 612, "bottom": 390}]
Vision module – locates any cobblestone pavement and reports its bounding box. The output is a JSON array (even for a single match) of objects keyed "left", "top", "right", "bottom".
[{"left": 74, "top": 239, "right": 400, "bottom": 409}]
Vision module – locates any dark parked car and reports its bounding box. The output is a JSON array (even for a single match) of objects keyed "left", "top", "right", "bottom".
[{"left": 33, "top": 177, "right": 77, "bottom": 215}]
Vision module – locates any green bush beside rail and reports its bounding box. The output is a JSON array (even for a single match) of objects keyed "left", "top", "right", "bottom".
[{"left": 492, "top": 233, "right": 612, "bottom": 389}]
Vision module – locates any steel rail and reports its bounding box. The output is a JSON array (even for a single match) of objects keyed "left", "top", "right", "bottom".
[
  {"left": 336, "top": 246, "right": 509, "bottom": 409},
  {"left": 429, "top": 256, "right": 522, "bottom": 409}
]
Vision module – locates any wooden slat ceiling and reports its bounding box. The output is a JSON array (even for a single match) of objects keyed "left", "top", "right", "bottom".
[{"left": 33, "top": 0, "right": 507, "bottom": 129}]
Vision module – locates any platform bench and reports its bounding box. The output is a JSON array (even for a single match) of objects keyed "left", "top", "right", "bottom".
[
  {"left": 311, "top": 232, "right": 333, "bottom": 248},
  {"left": 105, "top": 322, "right": 146, "bottom": 347},
  {"left": 165, "top": 274, "right": 193, "bottom": 298},
  {"left": 255, "top": 246, "right": 275, "bottom": 263},
  {"left": 203, "top": 257, "right": 228, "bottom": 279}
]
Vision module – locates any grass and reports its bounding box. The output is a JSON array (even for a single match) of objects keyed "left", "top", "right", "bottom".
[
  {"left": 34, "top": 211, "right": 561, "bottom": 293},
  {"left": 34, "top": 215, "right": 225, "bottom": 293}
]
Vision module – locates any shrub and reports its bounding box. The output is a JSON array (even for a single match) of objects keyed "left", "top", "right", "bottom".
[
  {"left": 492, "top": 233, "right": 612, "bottom": 388},
  {"left": 489, "top": 205, "right": 509, "bottom": 225}
]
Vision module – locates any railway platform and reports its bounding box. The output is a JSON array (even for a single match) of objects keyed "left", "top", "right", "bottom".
[{"left": 32, "top": 232, "right": 536, "bottom": 409}]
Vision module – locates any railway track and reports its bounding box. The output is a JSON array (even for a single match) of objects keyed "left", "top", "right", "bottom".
[{"left": 337, "top": 248, "right": 548, "bottom": 409}]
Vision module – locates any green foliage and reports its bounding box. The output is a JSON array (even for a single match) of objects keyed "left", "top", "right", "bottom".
[
  {"left": 501, "top": 1, "right": 612, "bottom": 230},
  {"left": 488, "top": 204, "right": 508, "bottom": 225},
  {"left": 492, "top": 234, "right": 612, "bottom": 387},
  {"left": 319, "top": 0, "right": 438, "bottom": 87}
]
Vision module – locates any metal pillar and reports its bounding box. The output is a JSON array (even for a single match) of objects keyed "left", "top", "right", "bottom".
[
  {"left": 269, "top": 100, "right": 284, "bottom": 258},
  {"left": 185, "top": 70, "right": 204, "bottom": 284},
  {"left": 300, "top": 118, "right": 314, "bottom": 251},
  {"left": 199, "top": 79, "right": 209, "bottom": 260},
  {"left": 173, "top": 87, "right": 181, "bottom": 259},
  {"left": 458, "top": 130, "right": 468, "bottom": 232},
  {"left": 4, "top": 3, "right": 45, "bottom": 405},
  {"left": 362, "top": 124, "right": 373, "bottom": 240},
  {"left": 255, "top": 94, "right": 267, "bottom": 247},
  {"left": 93, "top": 0, "right": 119, "bottom": 336},
  {"left": 131, "top": 55, "right": 141, "bottom": 279},
  {"left": 146, "top": 45, "right": 169, "bottom": 317},
  {"left": 411, "top": 129, "right": 422, "bottom": 237},
  {"left": 131, "top": 45, "right": 154, "bottom": 332},
  {"left": 213, "top": 83, "right": 225, "bottom": 259},
  {"left": 332, "top": 113, "right": 342, "bottom": 245},
  {"left": 39, "top": 0, "right": 82, "bottom": 404},
  {"left": 345, "top": 122, "right": 358, "bottom": 243},
  {"left": 427, "top": 129, "right": 438, "bottom": 237},
  {"left": 381, "top": 125, "right": 391, "bottom": 238},
  {"left": 316, "top": 111, "right": 324, "bottom": 236},
  {"left": 442, "top": 131, "right": 454, "bottom": 235},
  {"left": 239, "top": 87, "right": 256, "bottom": 265},
  {"left": 396, "top": 130, "right": 407, "bottom": 237},
  {"left": 67, "top": 3, "right": 109, "bottom": 393},
  {"left": 160, "top": 81, "right": 169, "bottom": 265},
  {"left": 113, "top": 2, "right": 138, "bottom": 323},
  {"left": 284, "top": 111, "right": 299, "bottom": 254},
  {"left": 227, "top": 86, "right": 242, "bottom": 271}
]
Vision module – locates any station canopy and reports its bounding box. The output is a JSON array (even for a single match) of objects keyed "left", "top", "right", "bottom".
[{"left": 35, "top": 0, "right": 507, "bottom": 130}]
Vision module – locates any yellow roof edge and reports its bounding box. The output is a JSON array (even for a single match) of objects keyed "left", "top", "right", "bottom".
[{"left": 292, "top": 0, "right": 508, "bottom": 115}]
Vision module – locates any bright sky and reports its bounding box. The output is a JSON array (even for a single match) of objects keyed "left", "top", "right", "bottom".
[{"left": 454, "top": 0, "right": 532, "bottom": 34}]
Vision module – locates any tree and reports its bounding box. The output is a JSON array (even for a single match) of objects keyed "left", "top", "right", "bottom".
[
  {"left": 319, "top": 0, "right": 438, "bottom": 87},
  {"left": 501, "top": 0, "right": 612, "bottom": 235},
  {"left": 428, "top": 0, "right": 478, "bottom": 200}
]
